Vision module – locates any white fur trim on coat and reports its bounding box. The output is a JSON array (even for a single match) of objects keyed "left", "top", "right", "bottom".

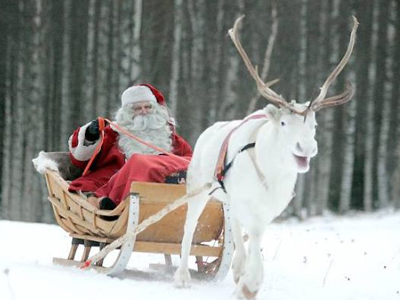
[
  {"left": 121, "top": 86, "right": 157, "bottom": 106},
  {"left": 68, "top": 122, "right": 100, "bottom": 162},
  {"left": 32, "top": 151, "right": 59, "bottom": 174}
]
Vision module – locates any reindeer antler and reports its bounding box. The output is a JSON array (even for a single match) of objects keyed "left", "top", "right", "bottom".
[
  {"left": 228, "top": 15, "right": 359, "bottom": 115},
  {"left": 228, "top": 15, "right": 308, "bottom": 116},
  {"left": 311, "top": 16, "right": 359, "bottom": 111}
]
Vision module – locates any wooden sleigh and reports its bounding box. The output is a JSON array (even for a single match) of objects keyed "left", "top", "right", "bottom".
[{"left": 42, "top": 152, "right": 233, "bottom": 280}]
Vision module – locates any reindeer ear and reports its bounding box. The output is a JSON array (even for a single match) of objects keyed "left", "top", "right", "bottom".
[{"left": 264, "top": 104, "right": 281, "bottom": 122}]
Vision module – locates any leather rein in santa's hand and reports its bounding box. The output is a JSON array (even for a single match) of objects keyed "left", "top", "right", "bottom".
[{"left": 82, "top": 117, "right": 190, "bottom": 176}]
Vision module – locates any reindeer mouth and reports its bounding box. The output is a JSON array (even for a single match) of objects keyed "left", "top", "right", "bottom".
[{"left": 293, "top": 154, "right": 309, "bottom": 170}]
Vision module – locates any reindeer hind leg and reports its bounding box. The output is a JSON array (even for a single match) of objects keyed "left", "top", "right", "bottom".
[{"left": 174, "top": 190, "right": 210, "bottom": 287}]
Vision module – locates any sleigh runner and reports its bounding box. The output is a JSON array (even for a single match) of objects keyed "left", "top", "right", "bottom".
[{"left": 41, "top": 153, "right": 233, "bottom": 279}]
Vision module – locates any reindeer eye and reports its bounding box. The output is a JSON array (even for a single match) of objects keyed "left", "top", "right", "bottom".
[{"left": 281, "top": 121, "right": 286, "bottom": 126}]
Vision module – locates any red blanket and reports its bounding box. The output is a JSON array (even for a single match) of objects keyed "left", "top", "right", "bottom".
[{"left": 94, "top": 154, "right": 190, "bottom": 205}]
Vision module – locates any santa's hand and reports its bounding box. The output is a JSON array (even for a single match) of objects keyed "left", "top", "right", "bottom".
[{"left": 85, "top": 119, "right": 100, "bottom": 141}]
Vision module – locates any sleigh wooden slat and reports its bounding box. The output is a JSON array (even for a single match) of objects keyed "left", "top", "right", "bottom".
[{"left": 44, "top": 169, "right": 233, "bottom": 279}]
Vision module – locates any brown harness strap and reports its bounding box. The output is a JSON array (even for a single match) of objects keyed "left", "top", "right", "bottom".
[{"left": 215, "top": 114, "right": 268, "bottom": 192}]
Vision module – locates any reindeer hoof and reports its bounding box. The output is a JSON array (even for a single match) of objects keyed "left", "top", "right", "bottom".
[
  {"left": 233, "top": 270, "right": 243, "bottom": 284},
  {"left": 234, "top": 275, "right": 240, "bottom": 284},
  {"left": 174, "top": 268, "right": 191, "bottom": 288},
  {"left": 232, "top": 259, "right": 246, "bottom": 284},
  {"left": 242, "top": 284, "right": 258, "bottom": 300}
]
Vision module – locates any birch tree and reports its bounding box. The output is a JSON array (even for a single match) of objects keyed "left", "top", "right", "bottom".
[
  {"left": 339, "top": 72, "right": 356, "bottom": 213},
  {"left": 83, "top": 0, "right": 98, "bottom": 117},
  {"left": 8, "top": 0, "right": 28, "bottom": 220},
  {"left": 389, "top": 0, "right": 400, "bottom": 206},
  {"left": 364, "top": 1, "right": 379, "bottom": 211},
  {"left": 382, "top": 0, "right": 398, "bottom": 206},
  {"left": 21, "top": 0, "right": 45, "bottom": 221},
  {"left": 1, "top": 83, "right": 12, "bottom": 219},
  {"left": 168, "top": 0, "right": 183, "bottom": 116},
  {"left": 207, "top": 0, "right": 225, "bottom": 125},
  {"left": 60, "top": 1, "right": 72, "bottom": 144},
  {"left": 1, "top": 59, "right": 13, "bottom": 219},
  {"left": 314, "top": 0, "right": 334, "bottom": 215},
  {"left": 352, "top": 0, "right": 374, "bottom": 209},
  {"left": 119, "top": 0, "right": 142, "bottom": 91},
  {"left": 246, "top": 4, "right": 278, "bottom": 115},
  {"left": 373, "top": 0, "right": 390, "bottom": 208},
  {"left": 0, "top": 0, "right": 12, "bottom": 213},
  {"left": 104, "top": 1, "right": 120, "bottom": 116},
  {"left": 187, "top": 0, "right": 206, "bottom": 143},
  {"left": 131, "top": 0, "right": 142, "bottom": 83},
  {"left": 335, "top": 0, "right": 357, "bottom": 213},
  {"left": 293, "top": 0, "right": 308, "bottom": 216},
  {"left": 217, "top": 0, "right": 244, "bottom": 122}
]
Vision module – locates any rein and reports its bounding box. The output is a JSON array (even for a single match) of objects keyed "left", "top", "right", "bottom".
[
  {"left": 81, "top": 115, "right": 268, "bottom": 266},
  {"left": 82, "top": 117, "right": 190, "bottom": 176},
  {"left": 82, "top": 117, "right": 106, "bottom": 176}
]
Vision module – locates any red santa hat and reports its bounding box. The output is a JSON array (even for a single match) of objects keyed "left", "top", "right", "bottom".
[{"left": 121, "top": 84, "right": 165, "bottom": 106}]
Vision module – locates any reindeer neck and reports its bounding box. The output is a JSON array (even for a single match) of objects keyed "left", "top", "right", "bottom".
[{"left": 255, "top": 123, "right": 297, "bottom": 180}]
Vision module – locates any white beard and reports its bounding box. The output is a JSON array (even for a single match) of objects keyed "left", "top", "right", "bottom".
[{"left": 114, "top": 104, "right": 173, "bottom": 159}]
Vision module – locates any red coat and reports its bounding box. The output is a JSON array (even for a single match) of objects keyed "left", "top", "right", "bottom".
[{"left": 68, "top": 123, "right": 192, "bottom": 205}]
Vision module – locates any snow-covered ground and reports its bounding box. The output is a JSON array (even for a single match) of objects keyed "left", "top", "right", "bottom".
[{"left": 1, "top": 210, "right": 399, "bottom": 300}]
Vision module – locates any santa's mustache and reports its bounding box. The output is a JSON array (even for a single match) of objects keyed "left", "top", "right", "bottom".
[
  {"left": 114, "top": 103, "right": 172, "bottom": 133},
  {"left": 130, "top": 114, "right": 167, "bottom": 131},
  {"left": 116, "top": 112, "right": 167, "bottom": 133},
  {"left": 117, "top": 113, "right": 172, "bottom": 157}
]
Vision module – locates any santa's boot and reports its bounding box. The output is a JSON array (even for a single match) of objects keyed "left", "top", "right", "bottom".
[{"left": 99, "top": 197, "right": 118, "bottom": 221}]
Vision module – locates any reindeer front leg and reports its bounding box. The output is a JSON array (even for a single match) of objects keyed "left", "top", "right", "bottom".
[
  {"left": 174, "top": 192, "right": 210, "bottom": 287},
  {"left": 231, "top": 217, "right": 247, "bottom": 284},
  {"left": 236, "top": 231, "right": 264, "bottom": 299}
]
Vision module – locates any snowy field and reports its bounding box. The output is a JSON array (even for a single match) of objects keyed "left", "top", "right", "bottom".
[{"left": 1, "top": 210, "right": 399, "bottom": 300}]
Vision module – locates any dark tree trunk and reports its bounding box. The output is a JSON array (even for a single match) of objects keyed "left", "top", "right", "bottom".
[
  {"left": 372, "top": 0, "right": 390, "bottom": 208},
  {"left": 69, "top": 0, "right": 89, "bottom": 126},
  {"left": 351, "top": 0, "right": 374, "bottom": 210},
  {"left": 328, "top": 0, "right": 352, "bottom": 212},
  {"left": 387, "top": 0, "right": 400, "bottom": 190}
]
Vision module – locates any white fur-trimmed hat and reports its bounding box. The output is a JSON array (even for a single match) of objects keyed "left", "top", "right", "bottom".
[{"left": 121, "top": 84, "right": 165, "bottom": 106}]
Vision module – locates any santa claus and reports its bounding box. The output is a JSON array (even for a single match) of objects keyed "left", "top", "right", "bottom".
[{"left": 68, "top": 84, "right": 192, "bottom": 210}]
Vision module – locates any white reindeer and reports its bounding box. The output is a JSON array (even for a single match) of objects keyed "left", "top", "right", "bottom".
[{"left": 174, "top": 16, "right": 358, "bottom": 299}]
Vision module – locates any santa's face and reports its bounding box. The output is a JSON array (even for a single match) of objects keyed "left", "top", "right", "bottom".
[
  {"left": 131, "top": 101, "right": 154, "bottom": 116},
  {"left": 114, "top": 102, "right": 173, "bottom": 158}
]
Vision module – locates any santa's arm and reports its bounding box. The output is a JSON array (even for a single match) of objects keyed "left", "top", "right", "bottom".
[{"left": 68, "top": 122, "right": 101, "bottom": 169}]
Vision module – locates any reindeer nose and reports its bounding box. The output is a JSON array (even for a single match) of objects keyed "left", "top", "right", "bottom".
[
  {"left": 296, "top": 139, "right": 318, "bottom": 157},
  {"left": 296, "top": 142, "right": 303, "bottom": 152}
]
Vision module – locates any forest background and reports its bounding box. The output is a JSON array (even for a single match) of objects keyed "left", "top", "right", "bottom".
[{"left": 1, "top": 0, "right": 399, "bottom": 223}]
